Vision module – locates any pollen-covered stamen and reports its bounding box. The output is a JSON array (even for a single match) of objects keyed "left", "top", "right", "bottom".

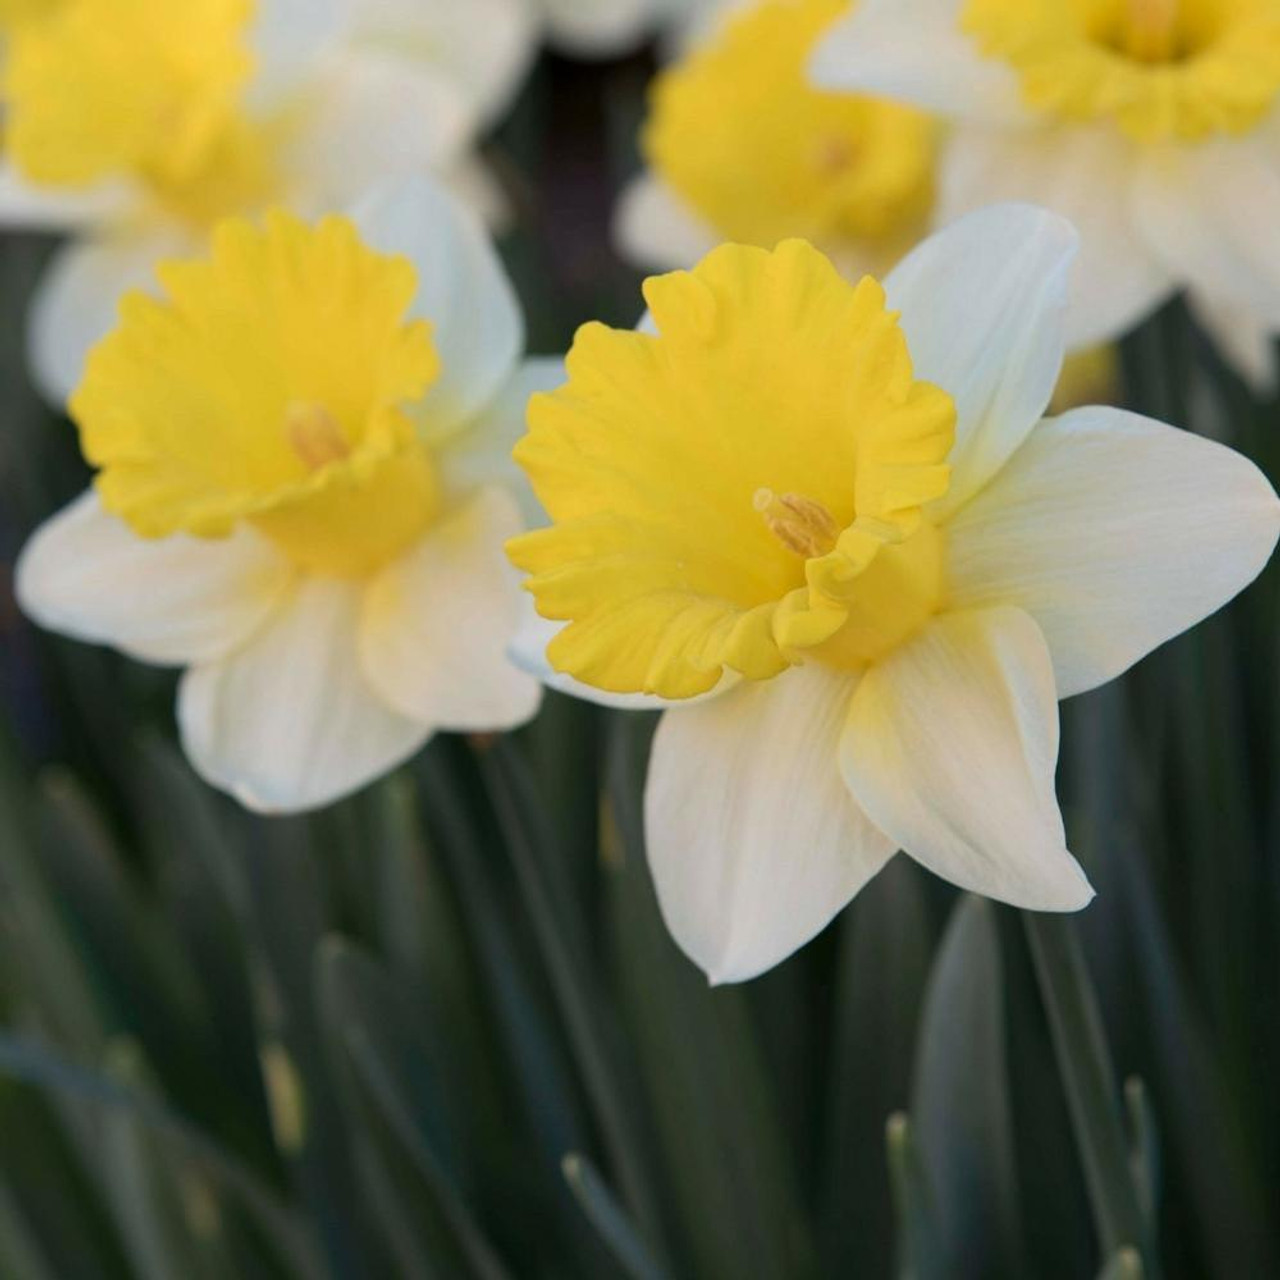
[
  {"left": 1124, "top": 0, "right": 1180, "bottom": 62},
  {"left": 754, "top": 487, "right": 840, "bottom": 558},
  {"left": 286, "top": 402, "right": 350, "bottom": 471}
]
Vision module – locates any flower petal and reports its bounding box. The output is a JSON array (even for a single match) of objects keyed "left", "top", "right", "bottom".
[
  {"left": 940, "top": 126, "right": 1174, "bottom": 349},
  {"left": 885, "top": 203, "right": 1078, "bottom": 516},
  {"left": 647, "top": 664, "right": 898, "bottom": 984},
  {"left": 359, "top": 488, "right": 542, "bottom": 733},
  {"left": 947, "top": 407, "right": 1280, "bottom": 698},
  {"left": 509, "top": 603, "right": 739, "bottom": 710},
  {"left": 439, "top": 356, "right": 565, "bottom": 525},
  {"left": 16, "top": 491, "right": 292, "bottom": 666},
  {"left": 179, "top": 577, "right": 427, "bottom": 813},
  {"left": 0, "top": 162, "right": 132, "bottom": 231},
  {"left": 541, "top": 0, "right": 654, "bottom": 56},
  {"left": 285, "top": 52, "right": 473, "bottom": 212},
  {"left": 842, "top": 607, "right": 1093, "bottom": 911},
  {"left": 248, "top": 0, "right": 352, "bottom": 107},
  {"left": 350, "top": 175, "right": 524, "bottom": 441},
  {"left": 28, "top": 230, "right": 185, "bottom": 409},
  {"left": 1188, "top": 292, "right": 1278, "bottom": 396},
  {"left": 350, "top": 0, "right": 537, "bottom": 128},
  {"left": 810, "top": 0, "right": 1025, "bottom": 127},
  {"left": 613, "top": 175, "right": 721, "bottom": 273},
  {"left": 1131, "top": 136, "right": 1280, "bottom": 330}
]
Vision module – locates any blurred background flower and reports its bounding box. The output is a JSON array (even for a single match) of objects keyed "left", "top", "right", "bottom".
[
  {"left": 813, "top": 0, "right": 1280, "bottom": 392},
  {"left": 0, "top": 0, "right": 539, "bottom": 410}
]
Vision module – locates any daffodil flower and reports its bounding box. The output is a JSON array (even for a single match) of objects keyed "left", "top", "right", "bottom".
[
  {"left": 18, "top": 178, "right": 546, "bottom": 814},
  {"left": 1, "top": 0, "right": 537, "bottom": 409},
  {"left": 812, "top": 0, "right": 1280, "bottom": 390},
  {"left": 509, "top": 204, "right": 1280, "bottom": 984},
  {"left": 617, "top": 0, "right": 936, "bottom": 278}
]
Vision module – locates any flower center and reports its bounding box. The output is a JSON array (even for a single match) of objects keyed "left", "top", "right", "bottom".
[
  {"left": 75, "top": 210, "right": 444, "bottom": 579},
  {"left": 644, "top": 0, "right": 935, "bottom": 258},
  {"left": 1121, "top": 0, "right": 1183, "bottom": 61},
  {"left": 2, "top": 0, "right": 282, "bottom": 220},
  {"left": 509, "top": 240, "right": 956, "bottom": 700},
  {"left": 963, "top": 0, "right": 1280, "bottom": 142},
  {"left": 754, "top": 489, "right": 840, "bottom": 559}
]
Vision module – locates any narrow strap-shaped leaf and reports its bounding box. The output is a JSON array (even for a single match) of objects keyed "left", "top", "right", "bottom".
[
  {"left": 0, "top": 1034, "right": 318, "bottom": 1277},
  {"left": 1024, "top": 914, "right": 1160, "bottom": 1278},
  {"left": 1097, "top": 1246, "right": 1144, "bottom": 1280},
  {"left": 562, "top": 1154, "right": 671, "bottom": 1280},
  {"left": 885, "top": 1112, "right": 941, "bottom": 1280},
  {"left": 478, "top": 738, "right": 668, "bottom": 1254}
]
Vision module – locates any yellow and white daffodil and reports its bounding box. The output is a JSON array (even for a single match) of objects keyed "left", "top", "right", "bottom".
[
  {"left": 509, "top": 204, "right": 1279, "bottom": 984},
  {"left": 616, "top": 0, "right": 935, "bottom": 277},
  {"left": 812, "top": 0, "right": 1280, "bottom": 389},
  {"left": 2, "top": 0, "right": 537, "bottom": 408},
  {"left": 17, "top": 178, "right": 546, "bottom": 814}
]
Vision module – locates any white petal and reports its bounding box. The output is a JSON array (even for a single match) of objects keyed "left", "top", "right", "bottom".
[
  {"left": 885, "top": 203, "right": 1079, "bottom": 516},
  {"left": 0, "top": 163, "right": 133, "bottom": 231},
  {"left": 16, "top": 491, "right": 292, "bottom": 667},
  {"left": 947, "top": 407, "right": 1280, "bottom": 698},
  {"left": 350, "top": 0, "right": 537, "bottom": 128},
  {"left": 541, "top": 0, "right": 653, "bottom": 55},
  {"left": 179, "top": 578, "right": 428, "bottom": 813},
  {"left": 613, "top": 175, "right": 722, "bottom": 273},
  {"left": 1131, "top": 136, "right": 1280, "bottom": 330},
  {"left": 285, "top": 52, "right": 473, "bottom": 212},
  {"left": 810, "top": 0, "right": 1024, "bottom": 127},
  {"left": 843, "top": 608, "right": 1093, "bottom": 911},
  {"left": 248, "top": 0, "right": 352, "bottom": 108},
  {"left": 439, "top": 356, "right": 564, "bottom": 524},
  {"left": 359, "top": 488, "right": 542, "bottom": 733},
  {"left": 1188, "top": 292, "right": 1278, "bottom": 396},
  {"left": 28, "top": 230, "right": 186, "bottom": 409},
  {"left": 440, "top": 153, "right": 513, "bottom": 233},
  {"left": 647, "top": 664, "right": 898, "bottom": 984},
  {"left": 509, "top": 604, "right": 738, "bottom": 710},
  {"left": 349, "top": 176, "right": 524, "bottom": 441},
  {"left": 939, "top": 126, "right": 1175, "bottom": 349}
]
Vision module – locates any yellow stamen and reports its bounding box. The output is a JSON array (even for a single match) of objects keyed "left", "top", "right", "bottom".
[
  {"left": 754, "top": 488, "right": 840, "bottom": 559},
  {"left": 1124, "top": 0, "right": 1179, "bottom": 62},
  {"left": 286, "top": 402, "right": 350, "bottom": 471}
]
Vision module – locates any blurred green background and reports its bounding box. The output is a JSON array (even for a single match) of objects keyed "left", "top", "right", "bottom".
[{"left": 0, "top": 47, "right": 1278, "bottom": 1280}]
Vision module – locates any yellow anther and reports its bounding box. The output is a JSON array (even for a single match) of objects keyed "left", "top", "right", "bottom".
[
  {"left": 1124, "top": 0, "right": 1180, "bottom": 63},
  {"left": 754, "top": 487, "right": 840, "bottom": 559},
  {"left": 286, "top": 402, "right": 350, "bottom": 471}
]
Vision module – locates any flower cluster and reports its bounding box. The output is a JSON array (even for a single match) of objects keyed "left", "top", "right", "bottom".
[{"left": 11, "top": 0, "right": 1280, "bottom": 986}]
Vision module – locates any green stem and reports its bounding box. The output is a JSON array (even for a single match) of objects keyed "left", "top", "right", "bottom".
[{"left": 1024, "top": 914, "right": 1161, "bottom": 1279}]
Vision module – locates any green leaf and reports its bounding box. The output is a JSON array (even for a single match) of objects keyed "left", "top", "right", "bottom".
[
  {"left": 478, "top": 737, "right": 667, "bottom": 1252},
  {"left": 562, "top": 1154, "right": 670, "bottom": 1280},
  {"left": 1097, "top": 1246, "right": 1144, "bottom": 1280},
  {"left": 1024, "top": 914, "right": 1158, "bottom": 1278},
  {"left": 316, "top": 937, "right": 512, "bottom": 1280},
  {"left": 0, "top": 1033, "right": 316, "bottom": 1276},
  {"left": 912, "top": 897, "right": 1023, "bottom": 1278},
  {"left": 884, "top": 1113, "right": 940, "bottom": 1280},
  {"left": 821, "top": 858, "right": 934, "bottom": 1277}
]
